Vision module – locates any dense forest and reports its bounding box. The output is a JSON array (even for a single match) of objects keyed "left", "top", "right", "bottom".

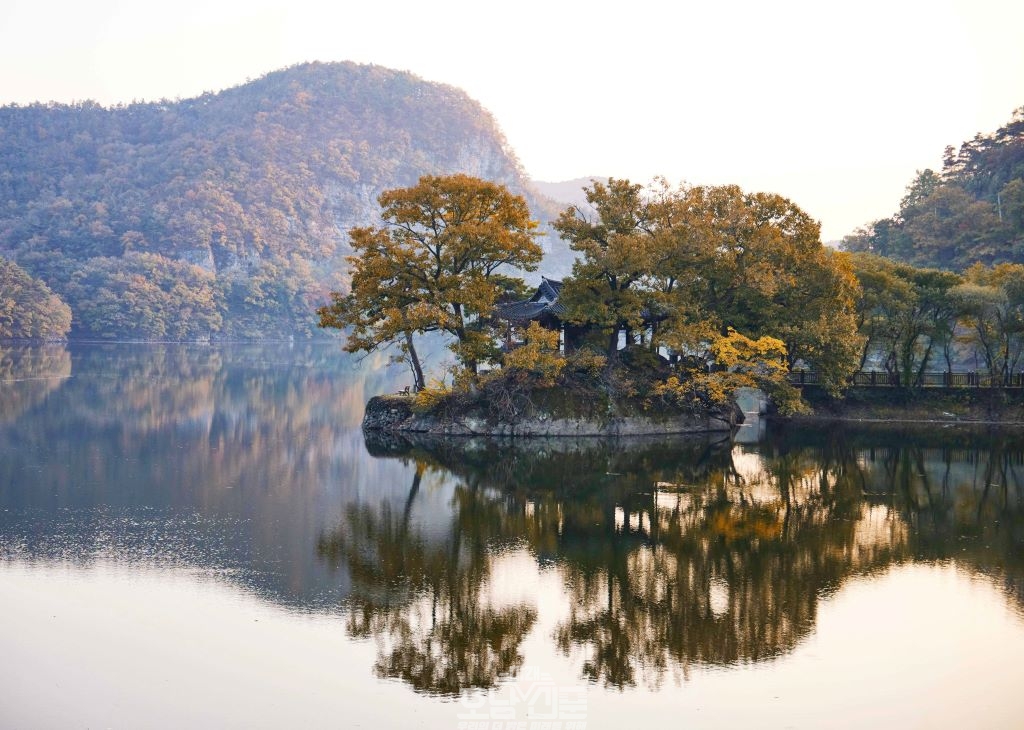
[
  {"left": 835, "top": 108, "right": 1024, "bottom": 381},
  {"left": 842, "top": 107, "right": 1024, "bottom": 269},
  {"left": 0, "top": 62, "right": 563, "bottom": 340},
  {"left": 0, "top": 257, "right": 71, "bottom": 339}
]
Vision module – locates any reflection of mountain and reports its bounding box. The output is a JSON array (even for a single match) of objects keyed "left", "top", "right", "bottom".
[
  {"left": 0, "top": 345, "right": 71, "bottom": 423},
  {"left": 3, "top": 350, "right": 1023, "bottom": 696},
  {"left": 0, "top": 342, "right": 409, "bottom": 607},
  {"left": 339, "top": 427, "right": 1024, "bottom": 690}
]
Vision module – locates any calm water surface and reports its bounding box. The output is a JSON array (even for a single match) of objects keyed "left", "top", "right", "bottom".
[{"left": 1, "top": 343, "right": 1023, "bottom": 729}]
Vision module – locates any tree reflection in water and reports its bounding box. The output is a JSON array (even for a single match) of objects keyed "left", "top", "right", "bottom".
[
  {"left": 317, "top": 459, "right": 537, "bottom": 696},
  {"left": 319, "top": 426, "right": 1024, "bottom": 692},
  {"left": 0, "top": 344, "right": 72, "bottom": 423}
]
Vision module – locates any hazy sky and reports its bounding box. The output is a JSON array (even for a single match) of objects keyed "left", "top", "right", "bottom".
[{"left": 1, "top": 0, "right": 1021, "bottom": 240}]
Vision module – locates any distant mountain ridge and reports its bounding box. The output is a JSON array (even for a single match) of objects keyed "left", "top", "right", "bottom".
[
  {"left": 531, "top": 177, "right": 605, "bottom": 212},
  {"left": 0, "top": 61, "right": 570, "bottom": 339}
]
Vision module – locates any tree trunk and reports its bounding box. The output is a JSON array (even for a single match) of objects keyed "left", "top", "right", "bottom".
[
  {"left": 402, "top": 462, "right": 423, "bottom": 528},
  {"left": 915, "top": 341, "right": 934, "bottom": 388},
  {"left": 405, "top": 330, "right": 426, "bottom": 391},
  {"left": 451, "top": 303, "right": 477, "bottom": 375},
  {"left": 607, "top": 327, "right": 619, "bottom": 360}
]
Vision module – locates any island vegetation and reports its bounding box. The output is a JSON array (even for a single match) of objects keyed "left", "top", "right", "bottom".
[
  {"left": 1, "top": 58, "right": 1022, "bottom": 423},
  {"left": 319, "top": 174, "right": 862, "bottom": 427}
]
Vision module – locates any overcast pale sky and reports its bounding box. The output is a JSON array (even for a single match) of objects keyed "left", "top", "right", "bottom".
[{"left": 1, "top": 0, "right": 1021, "bottom": 240}]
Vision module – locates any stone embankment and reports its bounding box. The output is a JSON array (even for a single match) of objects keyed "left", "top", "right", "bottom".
[{"left": 362, "top": 394, "right": 740, "bottom": 437}]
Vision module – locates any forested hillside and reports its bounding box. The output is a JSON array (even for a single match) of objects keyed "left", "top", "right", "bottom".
[
  {"left": 843, "top": 107, "right": 1024, "bottom": 269},
  {"left": 0, "top": 62, "right": 563, "bottom": 339},
  {"left": 0, "top": 257, "right": 71, "bottom": 339}
]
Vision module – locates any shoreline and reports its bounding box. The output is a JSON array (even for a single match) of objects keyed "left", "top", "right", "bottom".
[
  {"left": 364, "top": 386, "right": 1024, "bottom": 438},
  {"left": 789, "top": 385, "right": 1024, "bottom": 428},
  {"left": 362, "top": 393, "right": 742, "bottom": 437},
  {"left": 780, "top": 415, "right": 1024, "bottom": 427}
]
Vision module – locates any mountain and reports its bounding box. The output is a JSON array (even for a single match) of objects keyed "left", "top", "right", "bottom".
[
  {"left": 0, "top": 62, "right": 568, "bottom": 339},
  {"left": 528, "top": 176, "right": 613, "bottom": 278},
  {"left": 842, "top": 107, "right": 1024, "bottom": 269},
  {"left": 532, "top": 176, "right": 604, "bottom": 212}
]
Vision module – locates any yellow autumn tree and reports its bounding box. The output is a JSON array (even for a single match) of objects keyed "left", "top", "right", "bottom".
[
  {"left": 556, "top": 179, "right": 862, "bottom": 394},
  {"left": 653, "top": 328, "right": 805, "bottom": 415},
  {"left": 501, "top": 321, "right": 565, "bottom": 386},
  {"left": 318, "top": 174, "right": 542, "bottom": 387}
]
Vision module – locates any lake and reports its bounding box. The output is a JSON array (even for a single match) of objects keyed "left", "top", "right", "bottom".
[{"left": 2, "top": 342, "right": 1023, "bottom": 729}]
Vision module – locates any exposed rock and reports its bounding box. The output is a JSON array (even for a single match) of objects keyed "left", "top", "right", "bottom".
[
  {"left": 362, "top": 395, "right": 416, "bottom": 431},
  {"left": 363, "top": 394, "right": 741, "bottom": 437}
]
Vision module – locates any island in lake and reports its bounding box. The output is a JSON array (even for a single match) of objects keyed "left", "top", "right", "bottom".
[
  {"left": 324, "top": 161, "right": 1024, "bottom": 434},
  {"left": 320, "top": 174, "right": 848, "bottom": 433}
]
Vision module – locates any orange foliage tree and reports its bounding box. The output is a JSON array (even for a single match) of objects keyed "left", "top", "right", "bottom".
[{"left": 319, "top": 174, "right": 541, "bottom": 389}]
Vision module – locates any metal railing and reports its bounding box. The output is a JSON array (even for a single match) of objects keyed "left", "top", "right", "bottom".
[{"left": 788, "top": 370, "right": 1024, "bottom": 388}]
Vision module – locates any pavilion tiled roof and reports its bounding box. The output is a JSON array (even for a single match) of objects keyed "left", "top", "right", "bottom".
[{"left": 496, "top": 277, "right": 565, "bottom": 321}]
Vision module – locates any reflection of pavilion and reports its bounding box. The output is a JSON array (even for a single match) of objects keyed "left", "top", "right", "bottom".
[{"left": 329, "top": 428, "right": 1024, "bottom": 692}]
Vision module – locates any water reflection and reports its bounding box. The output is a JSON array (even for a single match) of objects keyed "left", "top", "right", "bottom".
[
  {"left": 332, "top": 427, "right": 1024, "bottom": 691},
  {"left": 317, "top": 487, "right": 538, "bottom": 695},
  {"left": 0, "top": 342, "right": 406, "bottom": 607},
  {"left": 0, "top": 344, "right": 71, "bottom": 422},
  {"left": 1, "top": 344, "right": 1023, "bottom": 706}
]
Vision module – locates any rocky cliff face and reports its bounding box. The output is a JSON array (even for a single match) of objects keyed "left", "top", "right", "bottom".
[{"left": 363, "top": 394, "right": 740, "bottom": 437}]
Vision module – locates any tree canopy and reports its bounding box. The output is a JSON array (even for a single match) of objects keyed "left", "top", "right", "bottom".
[
  {"left": 849, "top": 252, "right": 963, "bottom": 382},
  {"left": 318, "top": 174, "right": 541, "bottom": 388},
  {"left": 845, "top": 252, "right": 1024, "bottom": 385},
  {"left": 555, "top": 179, "right": 863, "bottom": 394},
  {"left": 843, "top": 107, "right": 1024, "bottom": 270},
  {"left": 0, "top": 257, "right": 72, "bottom": 340}
]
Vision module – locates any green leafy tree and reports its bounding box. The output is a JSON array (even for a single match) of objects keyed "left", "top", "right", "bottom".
[
  {"left": 656, "top": 183, "right": 861, "bottom": 392},
  {"left": 849, "top": 252, "right": 919, "bottom": 370},
  {"left": 842, "top": 109, "right": 1024, "bottom": 270},
  {"left": 903, "top": 185, "right": 1002, "bottom": 267},
  {"left": 553, "top": 178, "right": 654, "bottom": 359},
  {"left": 849, "top": 253, "right": 963, "bottom": 385},
  {"left": 556, "top": 179, "right": 862, "bottom": 394},
  {"left": 956, "top": 263, "right": 1024, "bottom": 380}
]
